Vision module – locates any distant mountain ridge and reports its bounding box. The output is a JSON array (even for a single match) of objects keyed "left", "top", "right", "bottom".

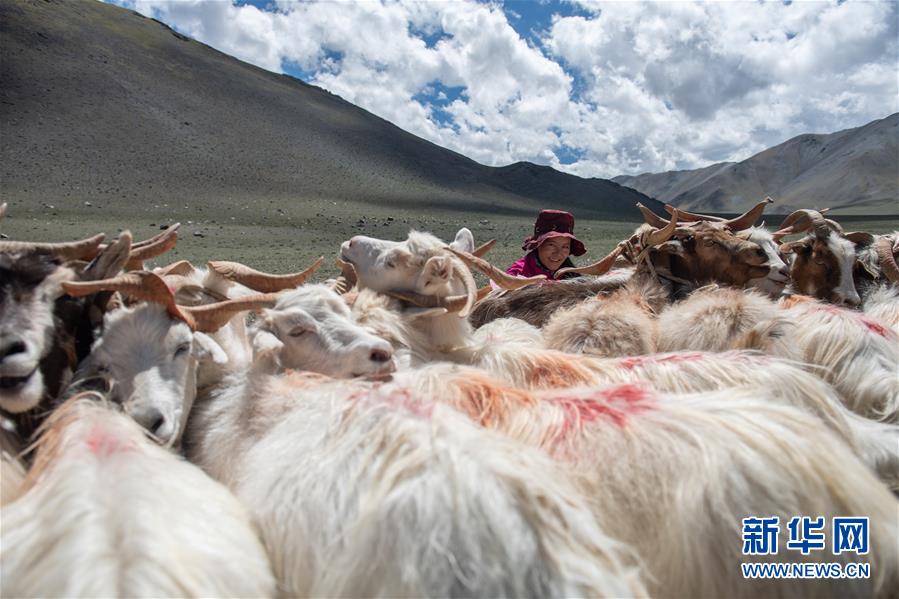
[
  {"left": 613, "top": 114, "right": 899, "bottom": 216},
  {"left": 0, "top": 0, "right": 661, "bottom": 220}
]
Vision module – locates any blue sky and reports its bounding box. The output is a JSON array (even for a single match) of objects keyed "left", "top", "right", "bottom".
[{"left": 107, "top": 0, "right": 898, "bottom": 179}]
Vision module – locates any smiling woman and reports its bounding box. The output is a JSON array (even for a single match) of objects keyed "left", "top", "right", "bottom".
[{"left": 504, "top": 209, "right": 586, "bottom": 280}]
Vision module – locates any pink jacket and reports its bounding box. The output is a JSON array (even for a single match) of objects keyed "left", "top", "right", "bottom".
[{"left": 495, "top": 251, "right": 579, "bottom": 288}]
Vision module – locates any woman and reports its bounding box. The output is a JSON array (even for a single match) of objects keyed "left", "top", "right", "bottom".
[{"left": 505, "top": 209, "right": 585, "bottom": 280}]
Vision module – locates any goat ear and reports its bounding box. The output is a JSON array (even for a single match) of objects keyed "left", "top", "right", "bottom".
[
  {"left": 193, "top": 332, "right": 228, "bottom": 365},
  {"left": 449, "top": 228, "right": 475, "bottom": 253},
  {"left": 386, "top": 247, "right": 413, "bottom": 267},
  {"left": 81, "top": 232, "right": 132, "bottom": 281},
  {"left": 423, "top": 255, "right": 452, "bottom": 282},
  {"left": 251, "top": 330, "right": 283, "bottom": 374}
]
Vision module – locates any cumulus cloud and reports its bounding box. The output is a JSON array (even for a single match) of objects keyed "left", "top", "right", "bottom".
[{"left": 107, "top": 0, "right": 898, "bottom": 178}]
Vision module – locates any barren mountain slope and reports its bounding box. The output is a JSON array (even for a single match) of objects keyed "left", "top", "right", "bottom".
[{"left": 0, "top": 0, "right": 659, "bottom": 220}]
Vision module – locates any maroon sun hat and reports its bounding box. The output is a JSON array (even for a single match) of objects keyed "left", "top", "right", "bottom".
[{"left": 522, "top": 209, "right": 587, "bottom": 256}]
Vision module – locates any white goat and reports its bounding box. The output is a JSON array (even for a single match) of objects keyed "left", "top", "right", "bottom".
[
  {"left": 0, "top": 395, "right": 276, "bottom": 598},
  {"left": 339, "top": 229, "right": 481, "bottom": 362},
  {"left": 862, "top": 284, "right": 899, "bottom": 335},
  {"left": 654, "top": 285, "right": 797, "bottom": 356},
  {"left": 63, "top": 272, "right": 278, "bottom": 447},
  {"left": 388, "top": 365, "right": 899, "bottom": 598},
  {"left": 251, "top": 284, "right": 395, "bottom": 378},
  {"left": 187, "top": 369, "right": 645, "bottom": 597},
  {"left": 781, "top": 301, "right": 899, "bottom": 422},
  {"left": 466, "top": 344, "right": 899, "bottom": 488}
]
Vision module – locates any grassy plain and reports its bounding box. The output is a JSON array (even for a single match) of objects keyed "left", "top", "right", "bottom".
[{"left": 3, "top": 197, "right": 897, "bottom": 283}]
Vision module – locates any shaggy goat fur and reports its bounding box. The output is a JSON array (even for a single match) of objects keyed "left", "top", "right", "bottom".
[
  {"left": 469, "top": 272, "right": 633, "bottom": 329},
  {"left": 186, "top": 370, "right": 646, "bottom": 597},
  {"left": 862, "top": 284, "right": 899, "bottom": 335},
  {"left": 390, "top": 366, "right": 899, "bottom": 598},
  {"left": 781, "top": 301, "right": 899, "bottom": 422},
  {"left": 0, "top": 396, "right": 276, "bottom": 598},
  {"left": 542, "top": 275, "right": 667, "bottom": 357},
  {"left": 654, "top": 285, "right": 799, "bottom": 357},
  {"left": 465, "top": 346, "right": 899, "bottom": 487}
]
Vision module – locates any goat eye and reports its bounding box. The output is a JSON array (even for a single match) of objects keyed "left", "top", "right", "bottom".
[
  {"left": 289, "top": 327, "right": 308, "bottom": 337},
  {"left": 385, "top": 261, "right": 395, "bottom": 269},
  {"left": 174, "top": 343, "right": 190, "bottom": 358}
]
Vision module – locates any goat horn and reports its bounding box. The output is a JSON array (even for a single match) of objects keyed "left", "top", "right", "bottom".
[
  {"left": 824, "top": 218, "right": 844, "bottom": 236},
  {"left": 80, "top": 231, "right": 132, "bottom": 282},
  {"left": 154, "top": 259, "right": 196, "bottom": 277},
  {"left": 636, "top": 203, "right": 670, "bottom": 229},
  {"left": 472, "top": 239, "right": 496, "bottom": 257},
  {"left": 445, "top": 247, "right": 545, "bottom": 290},
  {"left": 844, "top": 231, "right": 875, "bottom": 246},
  {"left": 450, "top": 255, "right": 478, "bottom": 318},
  {"left": 130, "top": 224, "right": 180, "bottom": 250},
  {"left": 62, "top": 271, "right": 195, "bottom": 328},
  {"left": 0, "top": 233, "right": 106, "bottom": 261},
  {"left": 126, "top": 223, "right": 180, "bottom": 266},
  {"left": 663, "top": 204, "right": 725, "bottom": 222},
  {"left": 207, "top": 257, "right": 324, "bottom": 292},
  {"left": 646, "top": 208, "right": 679, "bottom": 247},
  {"left": 875, "top": 236, "right": 899, "bottom": 284},
  {"left": 385, "top": 290, "right": 470, "bottom": 313},
  {"left": 179, "top": 293, "right": 282, "bottom": 333},
  {"left": 722, "top": 197, "right": 773, "bottom": 231},
  {"left": 0, "top": 202, "right": 6, "bottom": 220},
  {"left": 776, "top": 209, "right": 829, "bottom": 240},
  {"left": 555, "top": 244, "right": 625, "bottom": 279}
]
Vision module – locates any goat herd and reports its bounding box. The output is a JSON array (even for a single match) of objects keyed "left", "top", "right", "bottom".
[{"left": 1, "top": 198, "right": 897, "bottom": 598}]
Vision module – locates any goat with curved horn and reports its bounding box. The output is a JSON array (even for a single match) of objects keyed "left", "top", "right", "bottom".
[
  {"left": 154, "top": 260, "right": 196, "bottom": 277},
  {"left": 0, "top": 234, "right": 106, "bottom": 261},
  {"left": 554, "top": 244, "right": 625, "bottom": 279},
  {"left": 875, "top": 237, "right": 899, "bottom": 284},
  {"left": 445, "top": 247, "right": 546, "bottom": 290},
  {"left": 636, "top": 203, "right": 670, "bottom": 229},
  {"left": 125, "top": 224, "right": 180, "bottom": 269},
  {"left": 721, "top": 197, "right": 773, "bottom": 231},
  {"left": 385, "top": 290, "right": 464, "bottom": 314},
  {"left": 449, "top": 254, "right": 479, "bottom": 318},
  {"left": 62, "top": 271, "right": 196, "bottom": 329},
  {"left": 180, "top": 294, "right": 282, "bottom": 333},
  {"left": 385, "top": 285, "right": 493, "bottom": 315},
  {"left": 774, "top": 209, "right": 831, "bottom": 245},
  {"left": 663, "top": 205, "right": 725, "bottom": 223},
  {"left": 472, "top": 239, "right": 496, "bottom": 258},
  {"left": 207, "top": 257, "right": 324, "bottom": 292}
]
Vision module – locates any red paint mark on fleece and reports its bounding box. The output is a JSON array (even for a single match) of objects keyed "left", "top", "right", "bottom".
[
  {"left": 618, "top": 352, "right": 706, "bottom": 370},
  {"left": 551, "top": 384, "right": 652, "bottom": 432},
  {"left": 808, "top": 306, "right": 890, "bottom": 338},
  {"left": 859, "top": 317, "right": 889, "bottom": 338},
  {"left": 379, "top": 388, "right": 434, "bottom": 420},
  {"left": 85, "top": 425, "right": 132, "bottom": 457}
]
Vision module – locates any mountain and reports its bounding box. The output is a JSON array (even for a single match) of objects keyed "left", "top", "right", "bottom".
[
  {"left": 612, "top": 114, "right": 899, "bottom": 216},
  {"left": 0, "top": 0, "right": 660, "bottom": 220}
]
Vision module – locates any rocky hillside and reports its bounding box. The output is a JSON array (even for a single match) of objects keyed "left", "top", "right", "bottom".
[
  {"left": 613, "top": 114, "right": 898, "bottom": 215},
  {"left": 0, "top": 0, "right": 659, "bottom": 221}
]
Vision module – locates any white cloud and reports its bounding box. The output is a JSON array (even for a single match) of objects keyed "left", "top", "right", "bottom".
[{"left": 107, "top": 0, "right": 898, "bottom": 179}]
